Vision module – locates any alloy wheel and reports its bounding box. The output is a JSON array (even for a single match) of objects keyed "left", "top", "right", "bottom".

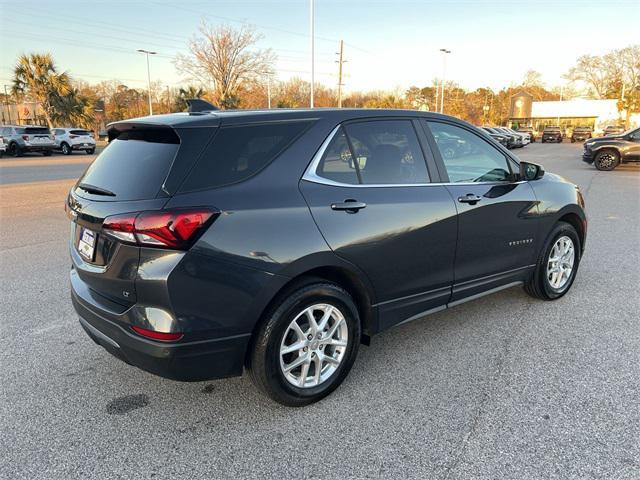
[
  {"left": 596, "top": 152, "right": 616, "bottom": 169},
  {"left": 546, "top": 235, "right": 575, "bottom": 290},
  {"left": 279, "top": 303, "right": 348, "bottom": 388}
]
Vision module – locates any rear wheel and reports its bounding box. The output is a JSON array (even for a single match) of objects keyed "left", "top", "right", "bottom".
[
  {"left": 9, "top": 143, "right": 22, "bottom": 157},
  {"left": 249, "top": 280, "right": 360, "bottom": 406},
  {"left": 42, "top": 150, "right": 52, "bottom": 156},
  {"left": 61, "top": 142, "right": 72, "bottom": 155},
  {"left": 525, "top": 222, "right": 580, "bottom": 300},
  {"left": 594, "top": 149, "right": 620, "bottom": 171}
]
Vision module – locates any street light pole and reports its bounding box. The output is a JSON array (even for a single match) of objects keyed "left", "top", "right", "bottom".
[
  {"left": 439, "top": 48, "right": 451, "bottom": 114},
  {"left": 137, "top": 49, "right": 157, "bottom": 115},
  {"left": 309, "top": 0, "right": 315, "bottom": 108},
  {"left": 3, "top": 85, "right": 12, "bottom": 124}
]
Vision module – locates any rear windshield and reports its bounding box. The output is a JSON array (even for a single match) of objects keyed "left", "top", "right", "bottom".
[
  {"left": 70, "top": 129, "right": 91, "bottom": 135},
  {"left": 19, "top": 127, "right": 50, "bottom": 134},
  {"left": 179, "top": 121, "right": 311, "bottom": 192},
  {"left": 77, "top": 127, "right": 179, "bottom": 201},
  {"left": 544, "top": 128, "right": 560, "bottom": 131}
]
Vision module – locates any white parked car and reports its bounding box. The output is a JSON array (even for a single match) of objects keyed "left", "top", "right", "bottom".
[
  {"left": 0, "top": 134, "right": 6, "bottom": 157},
  {"left": 53, "top": 128, "right": 96, "bottom": 155}
]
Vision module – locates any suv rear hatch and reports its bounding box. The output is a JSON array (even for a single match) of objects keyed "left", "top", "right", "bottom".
[
  {"left": 20, "top": 126, "right": 53, "bottom": 144},
  {"left": 67, "top": 121, "right": 215, "bottom": 307}
]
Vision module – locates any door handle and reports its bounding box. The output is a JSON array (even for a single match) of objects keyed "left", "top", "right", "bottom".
[
  {"left": 457, "top": 194, "right": 482, "bottom": 205},
  {"left": 331, "top": 200, "right": 367, "bottom": 213}
]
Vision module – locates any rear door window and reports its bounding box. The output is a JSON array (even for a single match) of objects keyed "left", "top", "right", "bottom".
[
  {"left": 77, "top": 127, "right": 180, "bottom": 201},
  {"left": 25, "top": 127, "right": 51, "bottom": 134},
  {"left": 179, "top": 121, "right": 311, "bottom": 192},
  {"left": 344, "top": 120, "right": 429, "bottom": 185}
]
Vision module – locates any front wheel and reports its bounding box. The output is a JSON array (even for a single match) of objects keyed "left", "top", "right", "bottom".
[
  {"left": 594, "top": 149, "right": 620, "bottom": 171},
  {"left": 525, "top": 222, "right": 581, "bottom": 300},
  {"left": 249, "top": 280, "right": 361, "bottom": 406},
  {"left": 86, "top": 148, "right": 95, "bottom": 154}
]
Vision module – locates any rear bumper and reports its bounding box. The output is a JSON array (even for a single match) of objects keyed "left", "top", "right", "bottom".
[
  {"left": 71, "top": 267, "right": 251, "bottom": 381},
  {"left": 71, "top": 143, "right": 95, "bottom": 150},
  {"left": 22, "top": 144, "right": 54, "bottom": 151}
]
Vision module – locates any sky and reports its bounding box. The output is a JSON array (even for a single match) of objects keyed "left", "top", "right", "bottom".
[{"left": 1, "top": 0, "right": 639, "bottom": 95}]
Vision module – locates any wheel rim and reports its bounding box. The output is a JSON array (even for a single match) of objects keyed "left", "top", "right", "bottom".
[
  {"left": 597, "top": 152, "right": 615, "bottom": 168},
  {"left": 62, "top": 144, "right": 69, "bottom": 154},
  {"left": 546, "top": 236, "right": 575, "bottom": 290},
  {"left": 279, "top": 303, "right": 348, "bottom": 389}
]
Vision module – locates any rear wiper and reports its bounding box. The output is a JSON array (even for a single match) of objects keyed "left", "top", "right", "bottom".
[{"left": 77, "top": 183, "right": 116, "bottom": 197}]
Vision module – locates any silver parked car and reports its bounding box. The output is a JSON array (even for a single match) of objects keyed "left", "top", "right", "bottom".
[
  {"left": 0, "top": 133, "right": 6, "bottom": 157},
  {"left": 53, "top": 128, "right": 96, "bottom": 155},
  {"left": 0, "top": 125, "right": 55, "bottom": 156}
]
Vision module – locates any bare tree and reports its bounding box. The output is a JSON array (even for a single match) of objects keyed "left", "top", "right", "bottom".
[
  {"left": 566, "top": 54, "right": 611, "bottom": 99},
  {"left": 175, "top": 22, "right": 275, "bottom": 109},
  {"left": 522, "top": 70, "right": 544, "bottom": 88}
]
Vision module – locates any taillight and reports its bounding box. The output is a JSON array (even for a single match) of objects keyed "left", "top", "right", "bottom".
[
  {"left": 102, "top": 209, "right": 215, "bottom": 249},
  {"left": 102, "top": 213, "right": 137, "bottom": 243},
  {"left": 131, "top": 326, "right": 183, "bottom": 342},
  {"left": 21, "top": 135, "right": 29, "bottom": 141}
]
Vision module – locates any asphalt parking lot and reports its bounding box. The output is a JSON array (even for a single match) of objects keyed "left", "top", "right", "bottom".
[{"left": 1, "top": 143, "right": 639, "bottom": 479}]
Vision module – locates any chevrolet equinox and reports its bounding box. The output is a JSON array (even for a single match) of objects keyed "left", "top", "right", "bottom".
[{"left": 68, "top": 108, "right": 586, "bottom": 406}]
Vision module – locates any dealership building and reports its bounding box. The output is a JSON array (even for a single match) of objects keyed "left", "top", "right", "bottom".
[{"left": 508, "top": 91, "right": 638, "bottom": 134}]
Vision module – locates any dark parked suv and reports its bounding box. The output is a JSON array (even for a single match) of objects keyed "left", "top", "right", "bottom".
[
  {"left": 571, "top": 126, "right": 592, "bottom": 143},
  {"left": 68, "top": 108, "right": 587, "bottom": 406},
  {"left": 582, "top": 127, "right": 640, "bottom": 170},
  {"left": 542, "top": 126, "right": 563, "bottom": 143}
]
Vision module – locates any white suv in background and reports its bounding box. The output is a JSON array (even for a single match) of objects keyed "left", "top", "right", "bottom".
[{"left": 53, "top": 128, "right": 96, "bottom": 155}]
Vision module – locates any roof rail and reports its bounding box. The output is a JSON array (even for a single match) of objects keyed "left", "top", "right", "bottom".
[{"left": 186, "top": 99, "right": 219, "bottom": 113}]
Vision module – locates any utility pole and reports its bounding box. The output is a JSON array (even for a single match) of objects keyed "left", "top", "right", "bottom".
[
  {"left": 3, "top": 85, "right": 12, "bottom": 124},
  {"left": 137, "top": 49, "right": 157, "bottom": 115},
  {"left": 434, "top": 82, "right": 439, "bottom": 112},
  {"left": 267, "top": 75, "right": 272, "bottom": 109},
  {"left": 439, "top": 48, "right": 451, "bottom": 114},
  {"left": 336, "top": 40, "right": 346, "bottom": 108},
  {"left": 309, "top": 0, "right": 315, "bottom": 108},
  {"left": 557, "top": 84, "right": 564, "bottom": 126}
]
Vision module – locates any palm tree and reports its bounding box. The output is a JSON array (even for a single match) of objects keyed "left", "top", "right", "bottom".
[
  {"left": 50, "top": 88, "right": 95, "bottom": 129},
  {"left": 12, "top": 53, "right": 72, "bottom": 127}
]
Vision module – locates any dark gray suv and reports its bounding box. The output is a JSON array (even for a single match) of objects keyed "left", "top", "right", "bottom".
[{"left": 68, "top": 108, "right": 587, "bottom": 406}]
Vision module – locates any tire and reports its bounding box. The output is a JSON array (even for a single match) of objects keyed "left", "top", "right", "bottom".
[
  {"left": 248, "top": 280, "right": 361, "bottom": 406},
  {"left": 86, "top": 148, "right": 95, "bottom": 154},
  {"left": 61, "top": 142, "right": 72, "bottom": 155},
  {"left": 594, "top": 149, "right": 620, "bottom": 171},
  {"left": 525, "top": 221, "right": 581, "bottom": 301},
  {"left": 541, "top": 139, "right": 546, "bottom": 143},
  {"left": 42, "top": 150, "right": 52, "bottom": 156},
  {"left": 9, "top": 143, "right": 23, "bottom": 157},
  {"left": 571, "top": 138, "right": 575, "bottom": 143}
]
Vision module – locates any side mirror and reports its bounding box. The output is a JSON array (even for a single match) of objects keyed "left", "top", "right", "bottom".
[{"left": 519, "top": 161, "right": 544, "bottom": 181}]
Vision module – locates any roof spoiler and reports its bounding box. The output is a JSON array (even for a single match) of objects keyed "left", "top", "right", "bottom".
[{"left": 186, "top": 99, "right": 219, "bottom": 113}]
